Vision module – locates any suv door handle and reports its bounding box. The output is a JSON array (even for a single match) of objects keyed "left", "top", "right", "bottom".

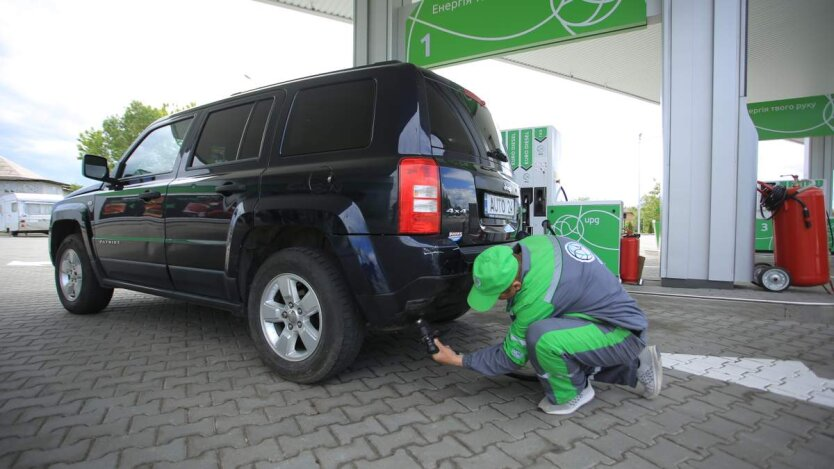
[
  {"left": 215, "top": 182, "right": 246, "bottom": 196},
  {"left": 138, "top": 190, "right": 162, "bottom": 201}
]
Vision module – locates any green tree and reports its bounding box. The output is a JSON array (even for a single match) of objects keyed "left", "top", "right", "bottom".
[
  {"left": 639, "top": 181, "right": 661, "bottom": 233},
  {"left": 77, "top": 101, "right": 193, "bottom": 167}
]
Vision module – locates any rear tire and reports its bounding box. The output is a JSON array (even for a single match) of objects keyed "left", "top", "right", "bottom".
[
  {"left": 248, "top": 247, "right": 365, "bottom": 383},
  {"left": 11, "top": 231, "right": 18, "bottom": 237},
  {"left": 55, "top": 234, "right": 114, "bottom": 314}
]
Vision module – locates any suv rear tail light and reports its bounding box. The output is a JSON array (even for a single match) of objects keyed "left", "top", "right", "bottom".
[{"left": 398, "top": 158, "right": 440, "bottom": 234}]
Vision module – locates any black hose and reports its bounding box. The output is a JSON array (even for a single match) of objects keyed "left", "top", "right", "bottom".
[
  {"left": 542, "top": 219, "right": 557, "bottom": 236},
  {"left": 760, "top": 185, "right": 787, "bottom": 218},
  {"left": 759, "top": 185, "right": 812, "bottom": 229}
]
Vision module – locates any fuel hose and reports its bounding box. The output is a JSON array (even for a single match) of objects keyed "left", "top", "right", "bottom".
[{"left": 759, "top": 183, "right": 812, "bottom": 228}]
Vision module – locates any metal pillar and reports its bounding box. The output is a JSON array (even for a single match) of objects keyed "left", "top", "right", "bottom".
[
  {"left": 660, "top": 0, "right": 758, "bottom": 288},
  {"left": 805, "top": 136, "right": 834, "bottom": 210},
  {"left": 353, "top": 0, "right": 409, "bottom": 66}
]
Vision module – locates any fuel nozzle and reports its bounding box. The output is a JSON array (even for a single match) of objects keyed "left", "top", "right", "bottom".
[{"left": 416, "top": 319, "right": 439, "bottom": 355}]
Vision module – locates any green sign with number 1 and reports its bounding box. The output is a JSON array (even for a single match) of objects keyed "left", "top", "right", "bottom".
[{"left": 406, "top": 0, "right": 647, "bottom": 68}]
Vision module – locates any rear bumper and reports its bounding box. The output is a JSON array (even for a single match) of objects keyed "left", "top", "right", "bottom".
[{"left": 331, "top": 235, "right": 514, "bottom": 328}]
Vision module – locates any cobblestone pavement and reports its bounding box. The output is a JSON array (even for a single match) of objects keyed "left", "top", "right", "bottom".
[{"left": 1, "top": 235, "right": 833, "bottom": 468}]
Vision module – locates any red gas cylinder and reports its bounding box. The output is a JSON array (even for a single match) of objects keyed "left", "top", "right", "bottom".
[
  {"left": 772, "top": 186, "right": 831, "bottom": 286},
  {"left": 620, "top": 234, "right": 640, "bottom": 284}
]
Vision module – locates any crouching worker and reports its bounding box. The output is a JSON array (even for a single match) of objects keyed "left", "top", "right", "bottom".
[{"left": 432, "top": 235, "right": 663, "bottom": 415}]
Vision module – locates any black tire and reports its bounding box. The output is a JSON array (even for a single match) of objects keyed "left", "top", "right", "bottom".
[
  {"left": 11, "top": 231, "right": 18, "bottom": 237},
  {"left": 248, "top": 247, "right": 365, "bottom": 384},
  {"left": 55, "top": 234, "right": 114, "bottom": 314},
  {"left": 752, "top": 263, "right": 770, "bottom": 287}
]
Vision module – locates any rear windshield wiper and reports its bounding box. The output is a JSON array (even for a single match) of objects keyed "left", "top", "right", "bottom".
[{"left": 487, "top": 149, "right": 508, "bottom": 162}]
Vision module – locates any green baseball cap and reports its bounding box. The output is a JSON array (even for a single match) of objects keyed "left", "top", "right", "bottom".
[{"left": 467, "top": 245, "right": 519, "bottom": 312}]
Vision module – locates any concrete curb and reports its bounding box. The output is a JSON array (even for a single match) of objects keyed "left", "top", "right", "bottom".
[{"left": 631, "top": 291, "right": 834, "bottom": 325}]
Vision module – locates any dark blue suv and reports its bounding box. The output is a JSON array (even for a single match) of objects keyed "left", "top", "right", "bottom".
[{"left": 50, "top": 61, "right": 519, "bottom": 382}]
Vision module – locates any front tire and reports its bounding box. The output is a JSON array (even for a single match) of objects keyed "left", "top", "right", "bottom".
[
  {"left": 248, "top": 247, "right": 365, "bottom": 383},
  {"left": 11, "top": 231, "right": 18, "bottom": 237},
  {"left": 55, "top": 234, "right": 114, "bottom": 314}
]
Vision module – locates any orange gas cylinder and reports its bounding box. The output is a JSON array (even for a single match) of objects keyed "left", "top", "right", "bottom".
[
  {"left": 620, "top": 234, "right": 640, "bottom": 284},
  {"left": 772, "top": 186, "right": 831, "bottom": 286}
]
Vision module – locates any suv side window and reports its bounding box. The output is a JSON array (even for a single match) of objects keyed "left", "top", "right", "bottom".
[
  {"left": 282, "top": 80, "right": 376, "bottom": 156},
  {"left": 122, "top": 118, "right": 193, "bottom": 178},
  {"left": 426, "top": 82, "right": 475, "bottom": 154},
  {"left": 192, "top": 99, "right": 273, "bottom": 168}
]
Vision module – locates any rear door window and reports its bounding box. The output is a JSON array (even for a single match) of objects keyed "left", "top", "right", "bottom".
[
  {"left": 426, "top": 82, "right": 475, "bottom": 155},
  {"left": 282, "top": 80, "right": 376, "bottom": 156},
  {"left": 192, "top": 99, "right": 273, "bottom": 168}
]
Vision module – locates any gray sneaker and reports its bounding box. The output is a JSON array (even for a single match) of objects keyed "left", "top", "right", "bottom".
[
  {"left": 637, "top": 345, "right": 663, "bottom": 399},
  {"left": 538, "top": 383, "right": 595, "bottom": 415}
]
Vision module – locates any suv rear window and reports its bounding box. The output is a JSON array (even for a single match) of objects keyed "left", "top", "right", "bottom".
[
  {"left": 426, "top": 82, "right": 474, "bottom": 154},
  {"left": 192, "top": 99, "right": 273, "bottom": 168},
  {"left": 447, "top": 86, "right": 503, "bottom": 154},
  {"left": 427, "top": 78, "right": 505, "bottom": 160},
  {"left": 282, "top": 80, "right": 376, "bottom": 156}
]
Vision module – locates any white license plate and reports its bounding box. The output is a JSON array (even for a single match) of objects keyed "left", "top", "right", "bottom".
[{"left": 483, "top": 193, "right": 516, "bottom": 218}]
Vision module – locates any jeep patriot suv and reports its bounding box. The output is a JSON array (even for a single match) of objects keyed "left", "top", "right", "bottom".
[{"left": 50, "top": 62, "right": 519, "bottom": 382}]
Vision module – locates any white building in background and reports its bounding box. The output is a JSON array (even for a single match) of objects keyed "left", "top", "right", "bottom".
[
  {"left": 0, "top": 156, "right": 69, "bottom": 235},
  {"left": 0, "top": 155, "right": 68, "bottom": 195}
]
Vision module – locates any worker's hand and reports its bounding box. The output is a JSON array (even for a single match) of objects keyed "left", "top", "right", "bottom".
[{"left": 431, "top": 338, "right": 463, "bottom": 367}]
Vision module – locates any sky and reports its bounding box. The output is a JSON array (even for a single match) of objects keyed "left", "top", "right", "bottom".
[{"left": 0, "top": 0, "right": 805, "bottom": 206}]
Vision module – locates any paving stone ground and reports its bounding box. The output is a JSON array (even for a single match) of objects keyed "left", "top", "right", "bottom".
[{"left": 1, "top": 235, "right": 833, "bottom": 468}]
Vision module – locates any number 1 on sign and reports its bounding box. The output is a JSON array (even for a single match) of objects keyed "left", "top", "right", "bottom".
[{"left": 421, "top": 33, "right": 431, "bottom": 57}]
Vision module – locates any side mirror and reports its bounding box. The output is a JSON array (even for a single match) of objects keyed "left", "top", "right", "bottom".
[{"left": 82, "top": 154, "right": 115, "bottom": 183}]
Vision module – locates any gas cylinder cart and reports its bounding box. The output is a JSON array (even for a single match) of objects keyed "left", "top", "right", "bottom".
[{"left": 754, "top": 179, "right": 834, "bottom": 293}]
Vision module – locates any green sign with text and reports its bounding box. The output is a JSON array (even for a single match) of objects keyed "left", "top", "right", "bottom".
[
  {"left": 748, "top": 94, "right": 834, "bottom": 140},
  {"left": 405, "top": 0, "right": 647, "bottom": 68},
  {"left": 547, "top": 202, "right": 623, "bottom": 276},
  {"left": 520, "top": 128, "right": 533, "bottom": 170},
  {"left": 502, "top": 130, "right": 520, "bottom": 169}
]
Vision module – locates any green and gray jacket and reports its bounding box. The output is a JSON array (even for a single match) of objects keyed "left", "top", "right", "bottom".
[{"left": 462, "top": 235, "right": 648, "bottom": 376}]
